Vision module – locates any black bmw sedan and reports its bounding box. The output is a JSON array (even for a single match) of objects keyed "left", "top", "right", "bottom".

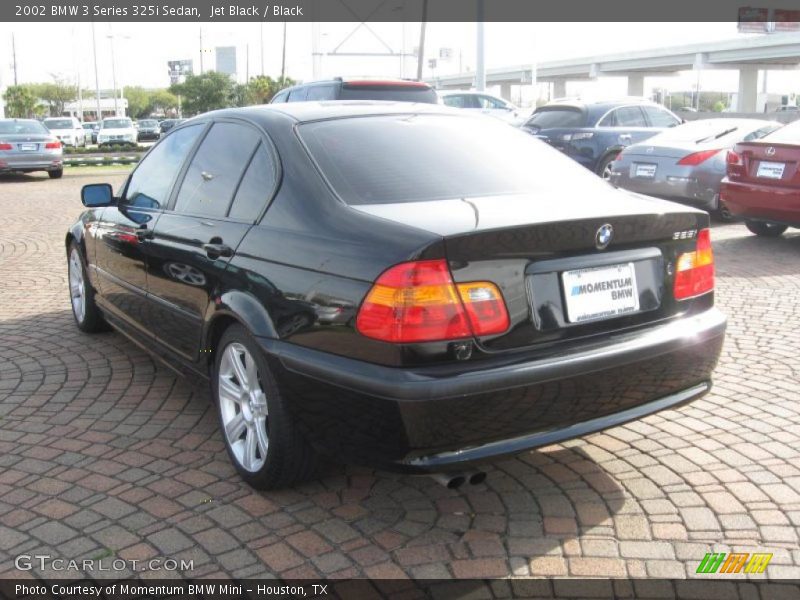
[{"left": 66, "top": 102, "right": 726, "bottom": 489}]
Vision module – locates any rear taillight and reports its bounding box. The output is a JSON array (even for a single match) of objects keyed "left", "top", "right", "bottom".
[
  {"left": 674, "top": 228, "right": 714, "bottom": 300},
  {"left": 356, "top": 259, "right": 509, "bottom": 343},
  {"left": 677, "top": 149, "right": 720, "bottom": 166},
  {"left": 0, "top": 142, "right": 12, "bottom": 150},
  {"left": 45, "top": 141, "right": 61, "bottom": 149},
  {"left": 726, "top": 150, "right": 742, "bottom": 166}
]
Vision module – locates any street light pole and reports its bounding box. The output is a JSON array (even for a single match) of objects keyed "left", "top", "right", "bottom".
[
  {"left": 107, "top": 29, "right": 119, "bottom": 115},
  {"left": 475, "top": 0, "right": 486, "bottom": 91},
  {"left": 91, "top": 23, "right": 102, "bottom": 120}
]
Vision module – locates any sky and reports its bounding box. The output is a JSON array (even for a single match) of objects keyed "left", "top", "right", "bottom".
[{"left": 1, "top": 21, "right": 798, "bottom": 105}]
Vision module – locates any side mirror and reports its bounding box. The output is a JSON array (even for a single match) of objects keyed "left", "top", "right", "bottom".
[{"left": 81, "top": 183, "right": 115, "bottom": 207}]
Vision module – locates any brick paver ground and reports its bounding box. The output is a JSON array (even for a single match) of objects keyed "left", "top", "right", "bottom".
[{"left": 0, "top": 169, "right": 798, "bottom": 580}]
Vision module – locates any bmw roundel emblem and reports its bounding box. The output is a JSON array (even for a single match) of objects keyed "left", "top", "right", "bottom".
[{"left": 595, "top": 224, "right": 614, "bottom": 250}]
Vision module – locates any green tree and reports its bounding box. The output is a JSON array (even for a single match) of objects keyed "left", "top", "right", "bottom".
[
  {"left": 149, "top": 89, "right": 179, "bottom": 115},
  {"left": 247, "top": 75, "right": 295, "bottom": 104},
  {"left": 2, "top": 85, "right": 39, "bottom": 118},
  {"left": 124, "top": 86, "right": 152, "bottom": 119},
  {"left": 712, "top": 100, "right": 726, "bottom": 113},
  {"left": 29, "top": 76, "right": 77, "bottom": 116},
  {"left": 170, "top": 71, "right": 234, "bottom": 115}
]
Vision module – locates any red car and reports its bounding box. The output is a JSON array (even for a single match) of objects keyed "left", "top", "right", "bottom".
[{"left": 720, "top": 120, "right": 800, "bottom": 236}]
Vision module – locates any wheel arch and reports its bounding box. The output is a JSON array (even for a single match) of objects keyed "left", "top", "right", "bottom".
[{"left": 203, "top": 290, "right": 279, "bottom": 369}]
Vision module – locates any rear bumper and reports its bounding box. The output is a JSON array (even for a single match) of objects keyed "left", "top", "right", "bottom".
[
  {"left": 0, "top": 156, "right": 62, "bottom": 172},
  {"left": 613, "top": 167, "right": 719, "bottom": 211},
  {"left": 721, "top": 179, "right": 800, "bottom": 226},
  {"left": 260, "top": 308, "right": 726, "bottom": 471}
]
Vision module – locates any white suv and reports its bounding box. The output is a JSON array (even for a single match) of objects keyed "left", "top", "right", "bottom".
[
  {"left": 438, "top": 91, "right": 527, "bottom": 124},
  {"left": 43, "top": 117, "right": 86, "bottom": 148},
  {"left": 97, "top": 117, "right": 137, "bottom": 146}
]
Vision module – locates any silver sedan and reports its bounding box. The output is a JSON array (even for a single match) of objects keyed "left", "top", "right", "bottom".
[
  {"left": 609, "top": 118, "right": 780, "bottom": 217},
  {"left": 0, "top": 119, "right": 64, "bottom": 178}
]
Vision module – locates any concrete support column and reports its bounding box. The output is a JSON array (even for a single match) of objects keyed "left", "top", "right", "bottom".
[
  {"left": 553, "top": 80, "right": 567, "bottom": 99},
  {"left": 500, "top": 82, "right": 512, "bottom": 101},
  {"left": 737, "top": 67, "right": 759, "bottom": 112},
  {"left": 627, "top": 74, "right": 645, "bottom": 97}
]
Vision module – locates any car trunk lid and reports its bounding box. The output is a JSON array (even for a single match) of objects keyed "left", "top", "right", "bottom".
[
  {"left": 730, "top": 141, "right": 800, "bottom": 187},
  {"left": 353, "top": 191, "right": 710, "bottom": 353}
]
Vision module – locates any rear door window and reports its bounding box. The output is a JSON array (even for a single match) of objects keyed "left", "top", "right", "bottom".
[
  {"left": 613, "top": 106, "right": 648, "bottom": 127},
  {"left": 306, "top": 84, "right": 338, "bottom": 101},
  {"left": 526, "top": 108, "right": 585, "bottom": 129},
  {"left": 173, "top": 122, "right": 260, "bottom": 218},
  {"left": 228, "top": 144, "right": 277, "bottom": 221},
  {"left": 643, "top": 106, "right": 680, "bottom": 127},
  {"left": 123, "top": 124, "right": 203, "bottom": 209},
  {"left": 288, "top": 87, "right": 308, "bottom": 102}
]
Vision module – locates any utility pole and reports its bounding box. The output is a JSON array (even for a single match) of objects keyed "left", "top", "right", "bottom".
[
  {"left": 416, "top": 0, "right": 428, "bottom": 80},
  {"left": 475, "top": 0, "right": 486, "bottom": 91},
  {"left": 199, "top": 27, "right": 204, "bottom": 74},
  {"left": 91, "top": 23, "right": 102, "bottom": 120},
  {"left": 281, "top": 22, "right": 287, "bottom": 79},
  {"left": 246, "top": 44, "right": 250, "bottom": 82},
  {"left": 12, "top": 33, "right": 18, "bottom": 85},
  {"left": 260, "top": 22, "right": 264, "bottom": 76},
  {"left": 108, "top": 29, "right": 119, "bottom": 116}
]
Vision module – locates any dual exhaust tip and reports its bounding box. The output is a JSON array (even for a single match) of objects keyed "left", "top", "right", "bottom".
[{"left": 430, "top": 470, "right": 487, "bottom": 490}]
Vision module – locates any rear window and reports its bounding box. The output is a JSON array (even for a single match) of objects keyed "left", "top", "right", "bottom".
[
  {"left": 44, "top": 119, "right": 74, "bottom": 129},
  {"left": 526, "top": 108, "right": 585, "bottom": 129},
  {"left": 139, "top": 120, "right": 158, "bottom": 127},
  {"left": 763, "top": 120, "right": 800, "bottom": 144},
  {"left": 300, "top": 114, "right": 599, "bottom": 205},
  {"left": 0, "top": 120, "right": 47, "bottom": 135},
  {"left": 339, "top": 84, "right": 437, "bottom": 104}
]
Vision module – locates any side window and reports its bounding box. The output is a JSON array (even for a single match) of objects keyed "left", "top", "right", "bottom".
[
  {"left": 123, "top": 124, "right": 203, "bottom": 209},
  {"left": 443, "top": 95, "right": 467, "bottom": 108},
  {"left": 271, "top": 90, "right": 289, "bottom": 103},
  {"left": 306, "top": 84, "right": 337, "bottom": 101},
  {"left": 644, "top": 106, "right": 680, "bottom": 127},
  {"left": 614, "top": 106, "right": 647, "bottom": 127},
  {"left": 478, "top": 96, "right": 505, "bottom": 109},
  {"left": 173, "top": 122, "right": 260, "bottom": 218},
  {"left": 288, "top": 87, "right": 308, "bottom": 102},
  {"left": 597, "top": 110, "right": 617, "bottom": 127},
  {"left": 229, "top": 143, "right": 277, "bottom": 221}
]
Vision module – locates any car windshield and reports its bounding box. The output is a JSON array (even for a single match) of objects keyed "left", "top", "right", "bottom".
[
  {"left": 526, "top": 108, "right": 585, "bottom": 129},
  {"left": 0, "top": 120, "right": 48, "bottom": 135},
  {"left": 139, "top": 120, "right": 158, "bottom": 127},
  {"left": 762, "top": 120, "right": 800, "bottom": 144},
  {"left": 102, "top": 119, "right": 132, "bottom": 129},
  {"left": 300, "top": 113, "right": 601, "bottom": 205},
  {"left": 44, "top": 119, "right": 73, "bottom": 129}
]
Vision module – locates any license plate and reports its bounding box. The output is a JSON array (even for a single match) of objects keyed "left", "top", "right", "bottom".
[
  {"left": 562, "top": 263, "right": 639, "bottom": 324},
  {"left": 756, "top": 161, "right": 785, "bottom": 179},
  {"left": 633, "top": 163, "right": 657, "bottom": 178},
  {"left": 19, "top": 143, "right": 37, "bottom": 152}
]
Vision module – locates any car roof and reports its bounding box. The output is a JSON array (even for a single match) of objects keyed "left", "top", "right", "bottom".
[
  {"left": 438, "top": 90, "right": 500, "bottom": 96},
  {"left": 200, "top": 100, "right": 459, "bottom": 124}
]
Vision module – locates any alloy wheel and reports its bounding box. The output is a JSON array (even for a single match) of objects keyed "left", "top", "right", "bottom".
[
  {"left": 218, "top": 342, "right": 269, "bottom": 472},
  {"left": 68, "top": 249, "right": 86, "bottom": 323}
]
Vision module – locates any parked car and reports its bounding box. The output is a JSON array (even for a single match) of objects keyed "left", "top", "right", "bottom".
[
  {"left": 43, "top": 116, "right": 86, "bottom": 148},
  {"left": 67, "top": 102, "right": 725, "bottom": 489},
  {"left": 158, "top": 118, "right": 184, "bottom": 134},
  {"left": 97, "top": 117, "right": 137, "bottom": 146},
  {"left": 438, "top": 90, "right": 526, "bottom": 123},
  {"left": 610, "top": 118, "right": 781, "bottom": 218},
  {"left": 270, "top": 78, "right": 438, "bottom": 104},
  {"left": 521, "top": 99, "right": 682, "bottom": 177},
  {"left": 137, "top": 119, "right": 161, "bottom": 141},
  {"left": 0, "top": 119, "right": 63, "bottom": 178},
  {"left": 82, "top": 122, "right": 99, "bottom": 144},
  {"left": 720, "top": 119, "right": 800, "bottom": 236}
]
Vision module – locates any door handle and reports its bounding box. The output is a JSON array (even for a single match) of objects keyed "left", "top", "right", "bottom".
[
  {"left": 202, "top": 242, "right": 233, "bottom": 259},
  {"left": 135, "top": 226, "right": 153, "bottom": 241}
]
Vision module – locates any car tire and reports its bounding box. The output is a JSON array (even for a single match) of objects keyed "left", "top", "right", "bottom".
[
  {"left": 745, "top": 220, "right": 788, "bottom": 237},
  {"left": 67, "top": 242, "right": 107, "bottom": 333},
  {"left": 596, "top": 153, "right": 616, "bottom": 181},
  {"left": 49, "top": 169, "right": 63, "bottom": 179},
  {"left": 213, "top": 324, "right": 318, "bottom": 490}
]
